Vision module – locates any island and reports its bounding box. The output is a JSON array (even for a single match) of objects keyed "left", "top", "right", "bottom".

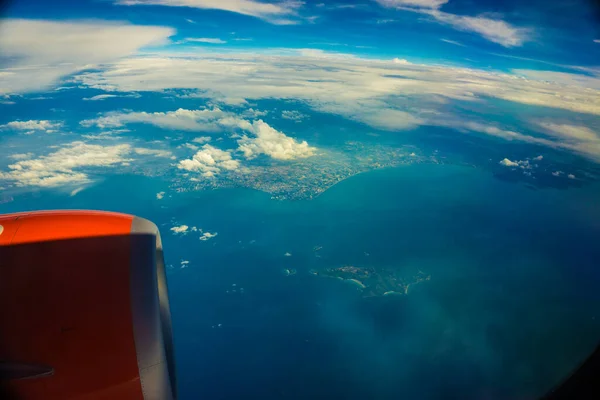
[{"left": 310, "top": 265, "right": 430, "bottom": 298}]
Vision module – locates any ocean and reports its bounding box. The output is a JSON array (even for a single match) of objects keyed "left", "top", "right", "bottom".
[{"left": 2, "top": 163, "right": 600, "bottom": 399}]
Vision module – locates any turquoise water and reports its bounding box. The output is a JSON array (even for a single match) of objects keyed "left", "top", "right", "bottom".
[{"left": 3, "top": 164, "right": 600, "bottom": 399}]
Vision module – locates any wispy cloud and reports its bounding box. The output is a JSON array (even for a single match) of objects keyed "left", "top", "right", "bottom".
[
  {"left": 374, "top": 0, "right": 530, "bottom": 47},
  {"left": 440, "top": 38, "right": 465, "bottom": 47},
  {"left": 184, "top": 37, "right": 227, "bottom": 44},
  {"left": 115, "top": 0, "right": 304, "bottom": 25},
  {"left": 424, "top": 10, "right": 530, "bottom": 47},
  {"left": 376, "top": 0, "right": 447, "bottom": 7},
  {"left": 83, "top": 94, "right": 119, "bottom": 101},
  {"left": 0, "top": 19, "right": 174, "bottom": 95}
]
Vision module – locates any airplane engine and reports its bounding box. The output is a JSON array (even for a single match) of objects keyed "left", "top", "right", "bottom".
[{"left": 0, "top": 211, "right": 177, "bottom": 400}]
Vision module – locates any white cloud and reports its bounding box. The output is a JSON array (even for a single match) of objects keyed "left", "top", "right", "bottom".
[
  {"left": 594, "top": 39, "right": 600, "bottom": 44},
  {"left": 392, "top": 58, "right": 411, "bottom": 64},
  {"left": 70, "top": 187, "right": 86, "bottom": 196},
  {"left": 81, "top": 107, "right": 229, "bottom": 131},
  {"left": 8, "top": 153, "right": 34, "bottom": 160},
  {"left": 0, "top": 142, "right": 132, "bottom": 187},
  {"left": 0, "top": 19, "right": 174, "bottom": 95},
  {"left": 1, "top": 119, "right": 62, "bottom": 133},
  {"left": 552, "top": 171, "right": 563, "bottom": 177},
  {"left": 184, "top": 37, "right": 227, "bottom": 44},
  {"left": 182, "top": 143, "right": 199, "bottom": 151},
  {"left": 534, "top": 122, "right": 599, "bottom": 142},
  {"left": 156, "top": 191, "right": 166, "bottom": 199},
  {"left": 170, "top": 225, "right": 189, "bottom": 234},
  {"left": 281, "top": 110, "right": 306, "bottom": 121},
  {"left": 84, "top": 106, "right": 316, "bottom": 161},
  {"left": 192, "top": 136, "right": 212, "bottom": 144},
  {"left": 134, "top": 147, "right": 173, "bottom": 158},
  {"left": 376, "top": 0, "right": 448, "bottom": 7},
  {"left": 440, "top": 38, "right": 465, "bottom": 47},
  {"left": 499, "top": 158, "right": 518, "bottom": 167},
  {"left": 83, "top": 94, "right": 119, "bottom": 101},
  {"left": 115, "top": 0, "right": 303, "bottom": 25},
  {"left": 237, "top": 120, "right": 316, "bottom": 160},
  {"left": 178, "top": 144, "right": 240, "bottom": 177},
  {"left": 375, "top": 0, "right": 529, "bottom": 47},
  {"left": 568, "top": 174, "right": 576, "bottom": 179},
  {"left": 75, "top": 51, "right": 600, "bottom": 159},
  {"left": 425, "top": 10, "right": 530, "bottom": 47},
  {"left": 200, "top": 231, "right": 218, "bottom": 241},
  {"left": 533, "top": 155, "right": 543, "bottom": 161}
]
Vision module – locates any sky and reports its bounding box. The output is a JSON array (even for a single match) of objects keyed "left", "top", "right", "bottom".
[{"left": 0, "top": 0, "right": 600, "bottom": 194}]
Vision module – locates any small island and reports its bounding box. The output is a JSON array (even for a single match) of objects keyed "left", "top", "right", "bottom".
[{"left": 311, "top": 265, "right": 430, "bottom": 298}]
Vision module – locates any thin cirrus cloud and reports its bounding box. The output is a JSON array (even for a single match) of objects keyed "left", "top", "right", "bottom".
[
  {"left": 374, "top": 0, "right": 531, "bottom": 47},
  {"left": 0, "top": 19, "right": 174, "bottom": 95},
  {"left": 183, "top": 37, "right": 227, "bottom": 44},
  {"left": 114, "top": 0, "right": 304, "bottom": 25},
  {"left": 440, "top": 38, "right": 465, "bottom": 47}
]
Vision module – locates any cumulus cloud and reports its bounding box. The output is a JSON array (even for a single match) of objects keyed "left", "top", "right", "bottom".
[
  {"left": 192, "top": 136, "right": 212, "bottom": 144},
  {"left": 568, "top": 174, "right": 576, "bottom": 179},
  {"left": 200, "top": 231, "right": 218, "bottom": 241},
  {"left": 392, "top": 57, "right": 411, "bottom": 64},
  {"left": 552, "top": 171, "right": 563, "bottom": 177},
  {"left": 237, "top": 120, "right": 316, "bottom": 160},
  {"left": 0, "top": 142, "right": 132, "bottom": 187},
  {"left": 156, "top": 191, "right": 166, "bottom": 199},
  {"left": 170, "top": 225, "right": 189, "bottom": 234},
  {"left": 533, "top": 155, "right": 543, "bottom": 161},
  {"left": 84, "top": 106, "right": 316, "bottom": 162},
  {"left": 178, "top": 144, "right": 240, "bottom": 177},
  {"left": 81, "top": 107, "right": 229, "bottom": 131},
  {"left": 115, "top": 0, "right": 303, "bottom": 25},
  {"left": 0, "top": 19, "right": 174, "bottom": 95},
  {"left": 499, "top": 158, "right": 518, "bottom": 167},
  {"left": 1, "top": 119, "right": 62, "bottom": 133}
]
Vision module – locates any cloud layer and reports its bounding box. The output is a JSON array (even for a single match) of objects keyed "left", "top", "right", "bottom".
[
  {"left": 75, "top": 50, "right": 600, "bottom": 160},
  {"left": 0, "top": 19, "right": 174, "bottom": 94}
]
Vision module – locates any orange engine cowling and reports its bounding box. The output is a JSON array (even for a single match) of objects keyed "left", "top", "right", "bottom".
[{"left": 0, "top": 210, "right": 177, "bottom": 400}]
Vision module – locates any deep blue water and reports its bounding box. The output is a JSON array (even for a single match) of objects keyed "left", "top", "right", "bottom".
[{"left": 2, "top": 164, "right": 600, "bottom": 399}]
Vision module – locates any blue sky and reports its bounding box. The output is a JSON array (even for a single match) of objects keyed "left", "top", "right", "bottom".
[
  {"left": 3, "top": 0, "right": 600, "bottom": 67},
  {"left": 0, "top": 0, "right": 599, "bottom": 194}
]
